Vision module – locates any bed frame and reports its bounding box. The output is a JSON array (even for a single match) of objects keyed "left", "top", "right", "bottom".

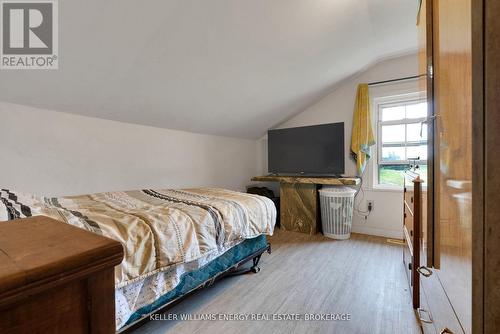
[{"left": 119, "top": 242, "right": 272, "bottom": 333}]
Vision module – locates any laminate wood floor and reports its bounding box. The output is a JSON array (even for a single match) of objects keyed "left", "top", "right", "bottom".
[{"left": 130, "top": 230, "right": 421, "bottom": 334}]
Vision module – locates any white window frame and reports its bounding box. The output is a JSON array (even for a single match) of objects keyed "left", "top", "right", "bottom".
[{"left": 371, "top": 92, "right": 428, "bottom": 190}]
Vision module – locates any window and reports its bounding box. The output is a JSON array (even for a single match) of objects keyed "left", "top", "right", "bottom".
[{"left": 376, "top": 98, "right": 428, "bottom": 187}]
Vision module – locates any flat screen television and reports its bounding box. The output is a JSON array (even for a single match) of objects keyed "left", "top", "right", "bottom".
[{"left": 268, "top": 122, "right": 345, "bottom": 175}]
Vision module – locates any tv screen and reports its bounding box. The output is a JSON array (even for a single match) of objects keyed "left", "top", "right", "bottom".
[{"left": 268, "top": 122, "right": 345, "bottom": 175}]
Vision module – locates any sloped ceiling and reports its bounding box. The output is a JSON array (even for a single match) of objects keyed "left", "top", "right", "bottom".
[{"left": 0, "top": 0, "right": 418, "bottom": 139}]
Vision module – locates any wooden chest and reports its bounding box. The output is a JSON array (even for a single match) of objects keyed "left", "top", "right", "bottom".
[{"left": 0, "top": 216, "right": 123, "bottom": 334}]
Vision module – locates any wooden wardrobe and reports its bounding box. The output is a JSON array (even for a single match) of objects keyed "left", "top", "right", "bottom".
[{"left": 416, "top": 0, "right": 500, "bottom": 333}]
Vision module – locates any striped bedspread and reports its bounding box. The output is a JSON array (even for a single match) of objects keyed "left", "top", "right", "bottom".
[{"left": 0, "top": 188, "right": 276, "bottom": 288}]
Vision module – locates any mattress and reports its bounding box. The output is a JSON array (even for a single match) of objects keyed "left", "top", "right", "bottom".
[{"left": 117, "top": 235, "right": 268, "bottom": 330}]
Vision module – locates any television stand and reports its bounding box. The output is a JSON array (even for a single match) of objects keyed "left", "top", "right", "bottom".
[{"left": 251, "top": 175, "right": 360, "bottom": 235}]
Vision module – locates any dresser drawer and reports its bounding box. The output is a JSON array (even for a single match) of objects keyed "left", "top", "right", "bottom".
[
  {"left": 404, "top": 201, "right": 415, "bottom": 240},
  {"left": 403, "top": 230, "right": 413, "bottom": 287},
  {"left": 419, "top": 271, "right": 464, "bottom": 334}
]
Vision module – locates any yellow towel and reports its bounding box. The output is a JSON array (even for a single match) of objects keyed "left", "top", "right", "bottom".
[{"left": 351, "top": 84, "right": 375, "bottom": 175}]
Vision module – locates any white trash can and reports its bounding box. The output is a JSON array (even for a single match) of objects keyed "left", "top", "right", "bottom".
[{"left": 319, "top": 186, "right": 356, "bottom": 240}]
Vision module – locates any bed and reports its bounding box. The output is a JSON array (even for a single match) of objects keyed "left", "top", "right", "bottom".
[{"left": 0, "top": 187, "right": 276, "bottom": 331}]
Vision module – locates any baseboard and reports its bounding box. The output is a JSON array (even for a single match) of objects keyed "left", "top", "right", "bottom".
[{"left": 351, "top": 224, "right": 402, "bottom": 239}]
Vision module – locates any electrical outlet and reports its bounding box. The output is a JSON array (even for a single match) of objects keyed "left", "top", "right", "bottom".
[{"left": 367, "top": 200, "right": 374, "bottom": 212}]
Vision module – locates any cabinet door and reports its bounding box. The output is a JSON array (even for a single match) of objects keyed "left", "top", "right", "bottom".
[
  {"left": 418, "top": 0, "right": 434, "bottom": 269},
  {"left": 430, "top": 0, "right": 473, "bottom": 332}
]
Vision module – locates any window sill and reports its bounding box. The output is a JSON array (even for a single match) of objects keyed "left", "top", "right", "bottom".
[
  {"left": 370, "top": 185, "right": 404, "bottom": 193},
  {"left": 370, "top": 184, "right": 428, "bottom": 193}
]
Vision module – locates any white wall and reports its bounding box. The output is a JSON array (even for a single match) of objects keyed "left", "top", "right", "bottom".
[
  {"left": 257, "top": 54, "right": 420, "bottom": 238},
  {"left": 0, "top": 102, "right": 257, "bottom": 197}
]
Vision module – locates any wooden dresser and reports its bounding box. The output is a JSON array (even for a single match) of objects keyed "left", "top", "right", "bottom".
[
  {"left": 411, "top": 0, "right": 500, "bottom": 331},
  {"left": 403, "top": 171, "right": 423, "bottom": 309},
  {"left": 0, "top": 216, "right": 123, "bottom": 334}
]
